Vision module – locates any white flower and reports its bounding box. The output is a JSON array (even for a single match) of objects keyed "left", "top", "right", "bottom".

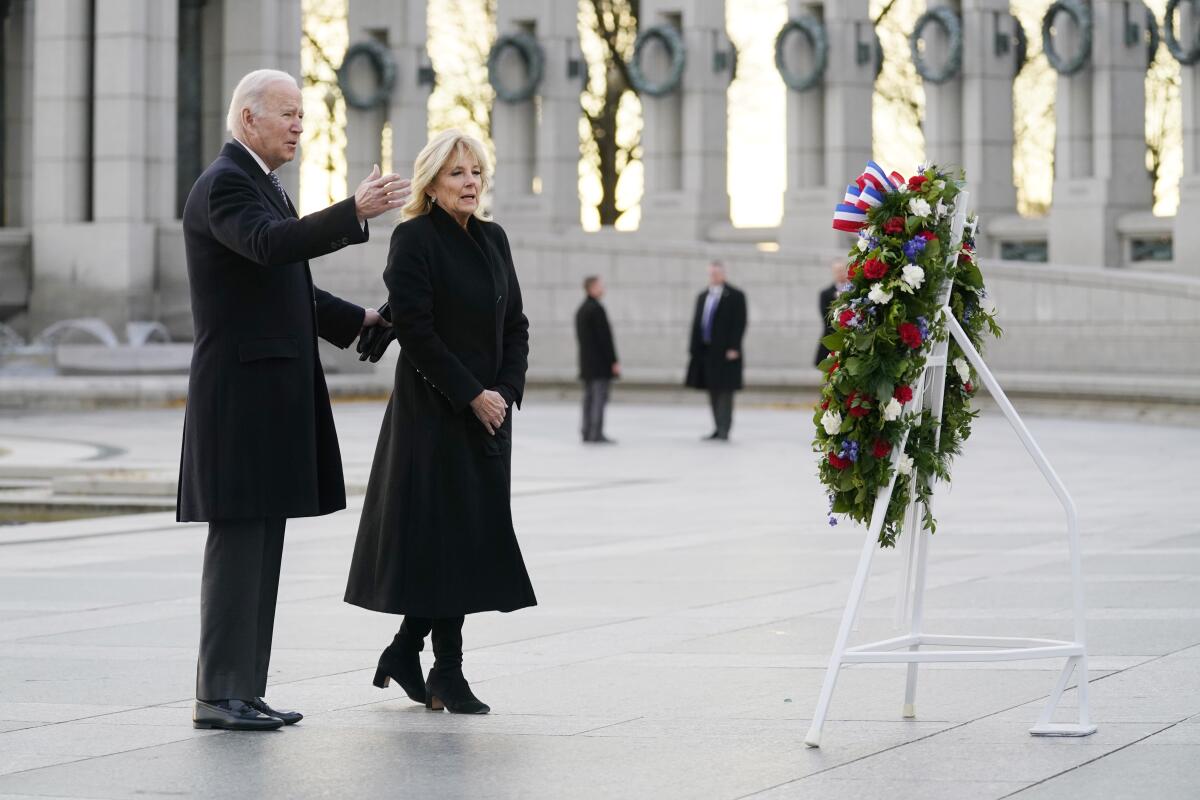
[
  {"left": 954, "top": 357, "right": 971, "bottom": 383},
  {"left": 882, "top": 397, "right": 903, "bottom": 421},
  {"left": 897, "top": 454, "right": 914, "bottom": 475},
  {"left": 821, "top": 409, "right": 843, "bottom": 435},
  {"left": 867, "top": 283, "right": 893, "bottom": 305},
  {"left": 908, "top": 197, "right": 932, "bottom": 218},
  {"left": 901, "top": 264, "right": 925, "bottom": 289},
  {"left": 935, "top": 199, "right": 949, "bottom": 220},
  {"left": 856, "top": 237, "right": 869, "bottom": 252}
]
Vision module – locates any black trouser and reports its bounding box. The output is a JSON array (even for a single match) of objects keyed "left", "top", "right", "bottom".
[
  {"left": 398, "top": 616, "right": 465, "bottom": 672},
  {"left": 196, "top": 518, "right": 286, "bottom": 701},
  {"left": 709, "top": 389, "right": 734, "bottom": 438},
  {"left": 581, "top": 378, "right": 611, "bottom": 441}
]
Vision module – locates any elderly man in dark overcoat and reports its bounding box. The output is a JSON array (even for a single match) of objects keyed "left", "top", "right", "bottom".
[
  {"left": 177, "top": 69, "right": 408, "bottom": 731},
  {"left": 685, "top": 260, "right": 748, "bottom": 441}
]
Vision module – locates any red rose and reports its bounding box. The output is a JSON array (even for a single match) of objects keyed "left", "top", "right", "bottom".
[
  {"left": 964, "top": 381, "right": 975, "bottom": 394},
  {"left": 847, "top": 262, "right": 857, "bottom": 279},
  {"left": 883, "top": 217, "right": 905, "bottom": 235},
  {"left": 838, "top": 309, "right": 857, "bottom": 329},
  {"left": 828, "top": 452, "right": 851, "bottom": 470},
  {"left": 872, "top": 440, "right": 892, "bottom": 459},
  {"left": 894, "top": 385, "right": 914, "bottom": 403},
  {"left": 907, "top": 175, "right": 928, "bottom": 190},
  {"left": 958, "top": 253, "right": 972, "bottom": 265},
  {"left": 919, "top": 230, "right": 937, "bottom": 241},
  {"left": 963, "top": 241, "right": 974, "bottom": 252},
  {"left": 862, "top": 259, "right": 888, "bottom": 280},
  {"left": 820, "top": 399, "right": 829, "bottom": 410},
  {"left": 898, "top": 322, "right": 923, "bottom": 349}
]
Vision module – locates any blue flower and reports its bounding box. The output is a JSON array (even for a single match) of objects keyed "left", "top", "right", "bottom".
[
  {"left": 903, "top": 236, "right": 927, "bottom": 262},
  {"left": 916, "top": 315, "right": 929, "bottom": 339},
  {"left": 828, "top": 516, "right": 838, "bottom": 527},
  {"left": 839, "top": 439, "right": 860, "bottom": 463}
]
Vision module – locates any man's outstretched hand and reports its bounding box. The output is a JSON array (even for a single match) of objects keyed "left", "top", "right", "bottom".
[{"left": 354, "top": 164, "right": 411, "bottom": 222}]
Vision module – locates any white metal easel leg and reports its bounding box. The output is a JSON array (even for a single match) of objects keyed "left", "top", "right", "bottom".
[
  {"left": 945, "top": 315, "right": 1097, "bottom": 738},
  {"left": 805, "top": 460, "right": 909, "bottom": 748}
]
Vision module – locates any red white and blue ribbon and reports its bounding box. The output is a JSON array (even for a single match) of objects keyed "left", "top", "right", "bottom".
[{"left": 831, "top": 160, "right": 907, "bottom": 233}]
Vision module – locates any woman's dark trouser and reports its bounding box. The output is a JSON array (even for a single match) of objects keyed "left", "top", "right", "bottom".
[
  {"left": 195, "top": 518, "right": 286, "bottom": 701},
  {"left": 399, "top": 615, "right": 465, "bottom": 671}
]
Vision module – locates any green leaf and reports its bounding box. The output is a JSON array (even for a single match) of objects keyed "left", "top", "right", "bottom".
[
  {"left": 821, "top": 332, "right": 845, "bottom": 352},
  {"left": 844, "top": 356, "right": 868, "bottom": 376}
]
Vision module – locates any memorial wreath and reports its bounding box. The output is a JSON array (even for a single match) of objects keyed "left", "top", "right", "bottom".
[{"left": 814, "top": 163, "right": 1001, "bottom": 547}]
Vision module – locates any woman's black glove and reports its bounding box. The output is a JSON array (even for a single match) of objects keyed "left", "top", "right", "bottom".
[{"left": 356, "top": 302, "right": 396, "bottom": 362}]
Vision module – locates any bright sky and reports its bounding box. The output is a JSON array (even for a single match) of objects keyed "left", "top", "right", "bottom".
[{"left": 299, "top": 0, "right": 1183, "bottom": 224}]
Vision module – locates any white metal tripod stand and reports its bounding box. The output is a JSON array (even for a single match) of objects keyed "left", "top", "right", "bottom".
[{"left": 804, "top": 194, "right": 1097, "bottom": 748}]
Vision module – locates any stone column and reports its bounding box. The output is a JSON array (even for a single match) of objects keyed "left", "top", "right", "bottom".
[
  {"left": 27, "top": 0, "right": 94, "bottom": 331},
  {"left": 342, "top": 1, "right": 430, "bottom": 192},
  {"left": 959, "top": 1, "right": 1017, "bottom": 254},
  {"left": 491, "top": 0, "right": 581, "bottom": 233},
  {"left": 221, "top": 0, "right": 301, "bottom": 196},
  {"left": 1048, "top": 0, "right": 1151, "bottom": 267},
  {"left": 1175, "top": 1, "right": 1200, "bottom": 272},
  {"left": 779, "top": 0, "right": 873, "bottom": 251},
  {"left": 2, "top": 0, "right": 35, "bottom": 228},
  {"left": 637, "top": 0, "right": 731, "bottom": 240}
]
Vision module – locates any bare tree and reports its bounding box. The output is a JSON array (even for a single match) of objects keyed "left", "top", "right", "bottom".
[
  {"left": 580, "top": 0, "right": 641, "bottom": 227},
  {"left": 428, "top": 0, "right": 498, "bottom": 142}
]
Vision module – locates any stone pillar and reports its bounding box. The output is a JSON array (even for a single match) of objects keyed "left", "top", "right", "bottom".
[
  {"left": 491, "top": 0, "right": 581, "bottom": 233},
  {"left": 958, "top": 1, "right": 1017, "bottom": 254},
  {"left": 779, "top": 0, "right": 873, "bottom": 251},
  {"left": 1175, "top": 2, "right": 1200, "bottom": 272},
  {"left": 221, "top": 0, "right": 301, "bottom": 196},
  {"left": 28, "top": 0, "right": 179, "bottom": 332},
  {"left": 344, "top": 0, "right": 430, "bottom": 188},
  {"left": 1048, "top": 0, "right": 1151, "bottom": 267},
  {"left": 2, "top": 0, "right": 34, "bottom": 228},
  {"left": 638, "top": 0, "right": 731, "bottom": 240}
]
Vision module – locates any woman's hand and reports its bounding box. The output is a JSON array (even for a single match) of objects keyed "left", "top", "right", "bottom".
[{"left": 470, "top": 389, "right": 507, "bottom": 435}]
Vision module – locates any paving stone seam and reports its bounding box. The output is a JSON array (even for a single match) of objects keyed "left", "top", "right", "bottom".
[{"left": 994, "top": 718, "right": 1192, "bottom": 799}]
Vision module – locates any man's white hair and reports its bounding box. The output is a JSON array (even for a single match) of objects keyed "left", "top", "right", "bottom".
[{"left": 226, "top": 69, "right": 299, "bottom": 136}]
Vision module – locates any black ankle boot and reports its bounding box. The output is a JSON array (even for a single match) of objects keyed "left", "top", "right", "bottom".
[
  {"left": 425, "top": 616, "right": 489, "bottom": 714},
  {"left": 372, "top": 618, "right": 430, "bottom": 704},
  {"left": 425, "top": 667, "right": 489, "bottom": 714}
]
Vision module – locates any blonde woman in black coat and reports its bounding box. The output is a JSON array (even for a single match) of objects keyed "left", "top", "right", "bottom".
[{"left": 345, "top": 130, "right": 536, "bottom": 714}]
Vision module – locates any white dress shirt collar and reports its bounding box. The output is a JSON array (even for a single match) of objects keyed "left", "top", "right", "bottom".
[{"left": 233, "top": 137, "right": 272, "bottom": 175}]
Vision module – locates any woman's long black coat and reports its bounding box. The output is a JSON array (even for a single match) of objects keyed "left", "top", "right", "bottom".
[{"left": 344, "top": 206, "right": 537, "bottom": 617}]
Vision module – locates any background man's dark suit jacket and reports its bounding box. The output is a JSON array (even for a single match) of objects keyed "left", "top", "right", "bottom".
[
  {"left": 177, "top": 141, "right": 367, "bottom": 522},
  {"left": 575, "top": 296, "right": 618, "bottom": 381},
  {"left": 815, "top": 283, "right": 839, "bottom": 367},
  {"left": 685, "top": 284, "right": 747, "bottom": 392}
]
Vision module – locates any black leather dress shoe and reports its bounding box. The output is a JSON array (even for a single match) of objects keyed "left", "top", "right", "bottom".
[
  {"left": 248, "top": 697, "right": 303, "bottom": 725},
  {"left": 193, "top": 699, "right": 283, "bottom": 731}
]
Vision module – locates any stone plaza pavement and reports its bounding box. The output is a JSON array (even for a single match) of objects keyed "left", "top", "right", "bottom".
[{"left": 0, "top": 396, "right": 1197, "bottom": 799}]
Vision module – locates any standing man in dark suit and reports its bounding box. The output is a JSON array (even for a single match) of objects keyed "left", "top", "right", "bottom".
[
  {"left": 815, "top": 259, "right": 850, "bottom": 368},
  {"left": 685, "top": 260, "right": 748, "bottom": 441},
  {"left": 575, "top": 276, "right": 620, "bottom": 444},
  {"left": 177, "top": 69, "right": 409, "bottom": 731}
]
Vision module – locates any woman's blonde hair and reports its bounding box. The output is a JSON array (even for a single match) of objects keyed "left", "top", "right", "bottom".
[{"left": 401, "top": 129, "right": 492, "bottom": 220}]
